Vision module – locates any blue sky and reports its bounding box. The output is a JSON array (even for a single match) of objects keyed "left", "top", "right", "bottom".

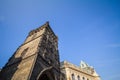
[{"left": 0, "top": 0, "right": 120, "bottom": 80}]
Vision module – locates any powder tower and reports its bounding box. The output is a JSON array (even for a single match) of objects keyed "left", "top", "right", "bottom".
[{"left": 0, "top": 22, "right": 60, "bottom": 80}]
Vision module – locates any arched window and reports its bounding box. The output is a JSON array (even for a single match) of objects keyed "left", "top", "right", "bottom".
[
  {"left": 71, "top": 74, "right": 75, "bottom": 80},
  {"left": 77, "top": 76, "right": 80, "bottom": 80},
  {"left": 83, "top": 77, "right": 85, "bottom": 80},
  {"left": 21, "top": 48, "right": 28, "bottom": 57}
]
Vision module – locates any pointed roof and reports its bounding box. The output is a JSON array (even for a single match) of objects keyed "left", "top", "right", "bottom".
[
  {"left": 28, "top": 21, "right": 49, "bottom": 36},
  {"left": 28, "top": 21, "right": 57, "bottom": 39}
]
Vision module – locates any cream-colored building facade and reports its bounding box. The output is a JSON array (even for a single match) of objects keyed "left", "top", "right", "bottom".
[{"left": 60, "top": 61, "right": 101, "bottom": 80}]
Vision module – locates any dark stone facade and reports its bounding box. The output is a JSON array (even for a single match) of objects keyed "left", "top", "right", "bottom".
[{"left": 0, "top": 22, "right": 60, "bottom": 80}]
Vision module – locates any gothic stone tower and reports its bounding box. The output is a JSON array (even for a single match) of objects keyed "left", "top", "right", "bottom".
[{"left": 0, "top": 22, "right": 60, "bottom": 80}]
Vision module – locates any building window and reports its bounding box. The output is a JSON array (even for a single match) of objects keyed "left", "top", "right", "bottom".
[
  {"left": 87, "top": 78, "right": 89, "bottom": 80},
  {"left": 71, "top": 74, "right": 75, "bottom": 80},
  {"left": 77, "top": 76, "right": 80, "bottom": 80},
  {"left": 21, "top": 48, "right": 28, "bottom": 57},
  {"left": 83, "top": 77, "right": 85, "bottom": 80}
]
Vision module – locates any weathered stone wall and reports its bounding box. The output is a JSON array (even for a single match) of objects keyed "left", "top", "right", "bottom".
[{"left": 11, "top": 55, "right": 36, "bottom": 80}]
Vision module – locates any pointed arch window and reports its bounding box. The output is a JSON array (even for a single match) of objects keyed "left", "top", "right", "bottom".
[
  {"left": 83, "top": 77, "right": 85, "bottom": 80},
  {"left": 21, "top": 48, "right": 28, "bottom": 57},
  {"left": 77, "top": 76, "right": 80, "bottom": 80},
  {"left": 71, "top": 74, "right": 75, "bottom": 80}
]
